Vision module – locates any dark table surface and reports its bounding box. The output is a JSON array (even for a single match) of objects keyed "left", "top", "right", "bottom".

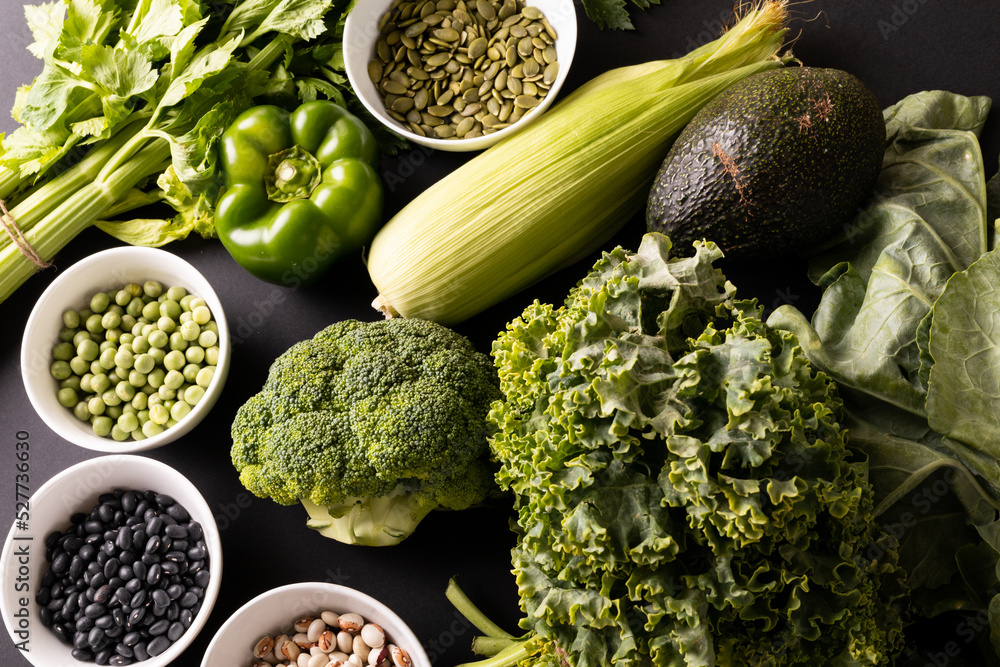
[{"left": 1, "top": 1, "right": 999, "bottom": 666}]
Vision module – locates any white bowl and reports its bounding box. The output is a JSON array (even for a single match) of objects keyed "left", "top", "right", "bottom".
[
  {"left": 0, "top": 455, "right": 223, "bottom": 667},
  {"left": 202, "top": 582, "right": 430, "bottom": 667},
  {"left": 343, "top": 0, "right": 577, "bottom": 152},
  {"left": 21, "top": 247, "right": 231, "bottom": 452}
]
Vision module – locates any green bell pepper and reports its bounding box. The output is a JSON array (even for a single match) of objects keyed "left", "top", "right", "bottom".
[{"left": 216, "top": 100, "right": 383, "bottom": 286}]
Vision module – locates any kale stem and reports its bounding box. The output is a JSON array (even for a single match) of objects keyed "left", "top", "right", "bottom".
[
  {"left": 471, "top": 636, "right": 516, "bottom": 657},
  {"left": 445, "top": 578, "right": 517, "bottom": 640}
]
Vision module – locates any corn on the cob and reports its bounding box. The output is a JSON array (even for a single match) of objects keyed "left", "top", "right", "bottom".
[{"left": 368, "top": 1, "right": 791, "bottom": 325}]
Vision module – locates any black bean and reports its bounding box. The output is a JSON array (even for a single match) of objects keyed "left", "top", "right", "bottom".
[
  {"left": 51, "top": 551, "right": 71, "bottom": 574},
  {"left": 85, "top": 602, "right": 107, "bottom": 619},
  {"left": 112, "top": 606, "right": 126, "bottom": 628},
  {"left": 95, "top": 646, "right": 114, "bottom": 664},
  {"left": 41, "top": 570, "right": 56, "bottom": 587},
  {"left": 77, "top": 614, "right": 95, "bottom": 633},
  {"left": 36, "top": 586, "right": 51, "bottom": 606},
  {"left": 104, "top": 558, "right": 120, "bottom": 579},
  {"left": 147, "top": 635, "right": 171, "bottom": 656},
  {"left": 121, "top": 491, "right": 138, "bottom": 514},
  {"left": 119, "top": 550, "right": 136, "bottom": 566},
  {"left": 90, "top": 573, "right": 107, "bottom": 590},
  {"left": 45, "top": 530, "right": 62, "bottom": 548},
  {"left": 119, "top": 566, "right": 134, "bottom": 581},
  {"left": 116, "top": 643, "right": 135, "bottom": 658},
  {"left": 125, "top": 578, "right": 142, "bottom": 594},
  {"left": 179, "top": 608, "right": 193, "bottom": 628},
  {"left": 39, "top": 606, "right": 53, "bottom": 627},
  {"left": 141, "top": 553, "right": 158, "bottom": 566},
  {"left": 61, "top": 535, "right": 84, "bottom": 553},
  {"left": 131, "top": 528, "right": 146, "bottom": 549},
  {"left": 98, "top": 503, "right": 115, "bottom": 523},
  {"left": 133, "top": 642, "right": 149, "bottom": 661},
  {"left": 193, "top": 570, "right": 211, "bottom": 588},
  {"left": 109, "top": 653, "right": 131, "bottom": 665},
  {"left": 146, "top": 516, "right": 163, "bottom": 537},
  {"left": 166, "top": 603, "right": 179, "bottom": 621},
  {"left": 144, "top": 535, "right": 161, "bottom": 554},
  {"left": 98, "top": 493, "right": 117, "bottom": 505},
  {"left": 94, "top": 584, "right": 112, "bottom": 604},
  {"left": 72, "top": 648, "right": 95, "bottom": 661},
  {"left": 128, "top": 606, "right": 145, "bottom": 627},
  {"left": 167, "top": 620, "right": 186, "bottom": 642},
  {"left": 132, "top": 560, "right": 147, "bottom": 580},
  {"left": 146, "top": 563, "right": 161, "bottom": 586},
  {"left": 178, "top": 591, "right": 200, "bottom": 609},
  {"left": 151, "top": 589, "right": 170, "bottom": 608},
  {"left": 79, "top": 543, "right": 97, "bottom": 562},
  {"left": 52, "top": 622, "right": 72, "bottom": 644},
  {"left": 164, "top": 523, "right": 188, "bottom": 539},
  {"left": 74, "top": 632, "right": 90, "bottom": 650},
  {"left": 84, "top": 520, "right": 104, "bottom": 534},
  {"left": 149, "top": 618, "right": 170, "bottom": 636},
  {"left": 95, "top": 614, "right": 115, "bottom": 629},
  {"left": 116, "top": 529, "right": 133, "bottom": 551},
  {"left": 114, "top": 587, "right": 131, "bottom": 606},
  {"left": 130, "top": 589, "right": 147, "bottom": 608},
  {"left": 62, "top": 596, "right": 80, "bottom": 619},
  {"left": 186, "top": 545, "right": 206, "bottom": 561},
  {"left": 46, "top": 597, "right": 64, "bottom": 612},
  {"left": 134, "top": 500, "right": 149, "bottom": 518},
  {"left": 165, "top": 504, "right": 189, "bottom": 522},
  {"left": 87, "top": 625, "right": 107, "bottom": 648},
  {"left": 165, "top": 551, "right": 187, "bottom": 566},
  {"left": 69, "top": 555, "right": 86, "bottom": 580}
]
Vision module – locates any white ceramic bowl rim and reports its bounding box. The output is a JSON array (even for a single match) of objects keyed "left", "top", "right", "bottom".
[
  {"left": 20, "top": 246, "right": 231, "bottom": 453},
  {"left": 202, "top": 582, "right": 431, "bottom": 667},
  {"left": 0, "top": 454, "right": 223, "bottom": 667},
  {"left": 343, "top": 0, "right": 578, "bottom": 151}
]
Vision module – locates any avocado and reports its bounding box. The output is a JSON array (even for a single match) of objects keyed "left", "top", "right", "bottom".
[{"left": 646, "top": 67, "right": 885, "bottom": 258}]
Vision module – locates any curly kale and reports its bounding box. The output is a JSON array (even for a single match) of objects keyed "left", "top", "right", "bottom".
[
  {"left": 461, "top": 233, "right": 908, "bottom": 666},
  {"left": 230, "top": 318, "right": 501, "bottom": 546}
]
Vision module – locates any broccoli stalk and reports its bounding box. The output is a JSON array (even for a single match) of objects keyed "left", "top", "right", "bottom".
[
  {"left": 302, "top": 489, "right": 437, "bottom": 547},
  {"left": 230, "top": 318, "right": 502, "bottom": 546}
]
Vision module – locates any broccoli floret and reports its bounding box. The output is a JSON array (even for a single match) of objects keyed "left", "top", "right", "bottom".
[{"left": 231, "top": 318, "right": 502, "bottom": 546}]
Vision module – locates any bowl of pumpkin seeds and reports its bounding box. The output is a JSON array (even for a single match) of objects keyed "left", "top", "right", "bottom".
[{"left": 343, "top": 0, "right": 577, "bottom": 151}]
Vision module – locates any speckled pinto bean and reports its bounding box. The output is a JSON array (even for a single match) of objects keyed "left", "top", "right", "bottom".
[{"left": 250, "top": 610, "right": 411, "bottom": 667}]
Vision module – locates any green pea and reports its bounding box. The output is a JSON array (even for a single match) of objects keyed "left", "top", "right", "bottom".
[
  {"left": 129, "top": 370, "right": 147, "bottom": 387},
  {"left": 149, "top": 404, "right": 170, "bottom": 425},
  {"left": 203, "top": 320, "right": 219, "bottom": 335},
  {"left": 148, "top": 348, "right": 166, "bottom": 365},
  {"left": 132, "top": 336, "right": 149, "bottom": 354},
  {"left": 85, "top": 313, "right": 104, "bottom": 335},
  {"left": 105, "top": 327, "right": 122, "bottom": 344},
  {"left": 181, "top": 364, "right": 199, "bottom": 384},
  {"left": 156, "top": 316, "right": 176, "bottom": 333},
  {"left": 163, "top": 350, "right": 185, "bottom": 371},
  {"left": 79, "top": 308, "right": 93, "bottom": 320},
  {"left": 179, "top": 312, "right": 192, "bottom": 324},
  {"left": 90, "top": 373, "right": 111, "bottom": 394},
  {"left": 114, "top": 367, "right": 129, "bottom": 382},
  {"left": 116, "top": 381, "right": 136, "bottom": 402},
  {"left": 164, "top": 369, "right": 185, "bottom": 390},
  {"left": 157, "top": 385, "right": 176, "bottom": 401},
  {"left": 52, "top": 342, "right": 74, "bottom": 361},
  {"left": 142, "top": 301, "right": 161, "bottom": 321},
  {"left": 99, "top": 340, "right": 117, "bottom": 353},
  {"left": 60, "top": 376, "right": 82, "bottom": 392},
  {"left": 101, "top": 311, "right": 121, "bottom": 330},
  {"left": 115, "top": 289, "right": 132, "bottom": 307},
  {"left": 90, "top": 360, "right": 104, "bottom": 376},
  {"left": 105, "top": 404, "right": 123, "bottom": 420},
  {"left": 205, "top": 346, "right": 220, "bottom": 366},
  {"left": 77, "top": 339, "right": 99, "bottom": 362},
  {"left": 133, "top": 353, "right": 155, "bottom": 374},
  {"left": 179, "top": 321, "right": 200, "bottom": 342},
  {"left": 147, "top": 368, "right": 165, "bottom": 389},
  {"left": 119, "top": 332, "right": 135, "bottom": 346},
  {"left": 99, "top": 348, "right": 117, "bottom": 370},
  {"left": 114, "top": 348, "right": 135, "bottom": 369},
  {"left": 137, "top": 409, "right": 151, "bottom": 425},
  {"left": 125, "top": 283, "right": 143, "bottom": 298},
  {"left": 143, "top": 280, "right": 163, "bottom": 298},
  {"left": 118, "top": 412, "right": 139, "bottom": 433},
  {"left": 147, "top": 393, "right": 163, "bottom": 407},
  {"left": 50, "top": 360, "right": 72, "bottom": 381},
  {"left": 69, "top": 356, "right": 88, "bottom": 376},
  {"left": 63, "top": 309, "right": 81, "bottom": 329},
  {"left": 79, "top": 373, "right": 94, "bottom": 394},
  {"left": 110, "top": 425, "right": 131, "bottom": 442},
  {"left": 122, "top": 403, "right": 136, "bottom": 415},
  {"left": 169, "top": 332, "right": 188, "bottom": 351},
  {"left": 131, "top": 392, "right": 148, "bottom": 411},
  {"left": 192, "top": 305, "right": 212, "bottom": 325},
  {"left": 185, "top": 346, "right": 205, "bottom": 364},
  {"left": 131, "top": 427, "right": 147, "bottom": 441},
  {"left": 73, "top": 401, "right": 90, "bottom": 422},
  {"left": 131, "top": 322, "right": 146, "bottom": 337},
  {"left": 57, "top": 387, "right": 78, "bottom": 408},
  {"left": 59, "top": 327, "right": 77, "bottom": 342},
  {"left": 88, "top": 396, "right": 106, "bottom": 416},
  {"left": 184, "top": 385, "right": 205, "bottom": 405},
  {"left": 101, "top": 389, "right": 122, "bottom": 407},
  {"left": 196, "top": 366, "right": 215, "bottom": 388},
  {"left": 159, "top": 300, "right": 182, "bottom": 320},
  {"left": 141, "top": 420, "right": 164, "bottom": 438},
  {"left": 170, "top": 400, "right": 192, "bottom": 421},
  {"left": 90, "top": 292, "right": 110, "bottom": 313},
  {"left": 148, "top": 329, "right": 168, "bottom": 349},
  {"left": 73, "top": 330, "right": 92, "bottom": 347},
  {"left": 179, "top": 294, "right": 195, "bottom": 311},
  {"left": 91, "top": 415, "right": 113, "bottom": 437},
  {"left": 126, "top": 299, "right": 144, "bottom": 318}
]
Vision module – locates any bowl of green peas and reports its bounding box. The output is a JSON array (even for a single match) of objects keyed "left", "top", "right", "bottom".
[{"left": 21, "top": 247, "right": 231, "bottom": 452}]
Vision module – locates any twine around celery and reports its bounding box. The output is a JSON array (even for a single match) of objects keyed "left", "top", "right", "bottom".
[{"left": 0, "top": 199, "right": 52, "bottom": 269}]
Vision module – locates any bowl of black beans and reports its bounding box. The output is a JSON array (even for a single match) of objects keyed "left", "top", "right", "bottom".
[
  {"left": 21, "top": 246, "right": 231, "bottom": 452},
  {"left": 0, "top": 455, "right": 222, "bottom": 666}
]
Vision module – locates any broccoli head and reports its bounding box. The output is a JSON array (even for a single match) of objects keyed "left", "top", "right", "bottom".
[{"left": 230, "top": 318, "right": 502, "bottom": 546}]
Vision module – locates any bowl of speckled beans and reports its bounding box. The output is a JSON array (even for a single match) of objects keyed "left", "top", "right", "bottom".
[
  {"left": 201, "top": 581, "right": 430, "bottom": 667},
  {"left": 0, "top": 455, "right": 223, "bottom": 667},
  {"left": 20, "top": 246, "right": 231, "bottom": 452}
]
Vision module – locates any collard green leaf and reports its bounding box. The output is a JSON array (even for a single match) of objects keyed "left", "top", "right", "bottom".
[{"left": 926, "top": 248, "right": 1000, "bottom": 458}]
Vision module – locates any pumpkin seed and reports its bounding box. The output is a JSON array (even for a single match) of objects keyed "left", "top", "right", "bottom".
[
  {"left": 392, "top": 97, "right": 416, "bottom": 113},
  {"left": 522, "top": 80, "right": 537, "bottom": 96},
  {"left": 475, "top": 0, "right": 496, "bottom": 20},
  {"left": 542, "top": 61, "right": 558, "bottom": 85},
  {"left": 513, "top": 94, "right": 538, "bottom": 109},
  {"left": 407, "top": 122, "right": 426, "bottom": 136},
  {"left": 506, "top": 76, "right": 522, "bottom": 95},
  {"left": 469, "top": 37, "right": 489, "bottom": 59},
  {"left": 481, "top": 113, "right": 501, "bottom": 128},
  {"left": 413, "top": 88, "right": 429, "bottom": 109},
  {"left": 461, "top": 102, "right": 482, "bottom": 116},
  {"left": 434, "top": 124, "right": 457, "bottom": 138},
  {"left": 509, "top": 25, "right": 527, "bottom": 38},
  {"left": 425, "top": 52, "right": 451, "bottom": 67},
  {"left": 434, "top": 26, "right": 460, "bottom": 41},
  {"left": 404, "top": 21, "right": 428, "bottom": 37},
  {"left": 368, "top": 61, "right": 384, "bottom": 83},
  {"left": 521, "top": 5, "right": 541, "bottom": 19},
  {"left": 382, "top": 80, "right": 408, "bottom": 95},
  {"left": 505, "top": 44, "right": 518, "bottom": 67},
  {"left": 437, "top": 89, "right": 455, "bottom": 105},
  {"left": 517, "top": 36, "right": 534, "bottom": 57},
  {"left": 522, "top": 59, "right": 539, "bottom": 78},
  {"left": 428, "top": 104, "right": 454, "bottom": 117}
]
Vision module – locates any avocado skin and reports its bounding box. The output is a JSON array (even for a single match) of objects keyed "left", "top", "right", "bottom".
[{"left": 646, "top": 67, "right": 885, "bottom": 258}]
